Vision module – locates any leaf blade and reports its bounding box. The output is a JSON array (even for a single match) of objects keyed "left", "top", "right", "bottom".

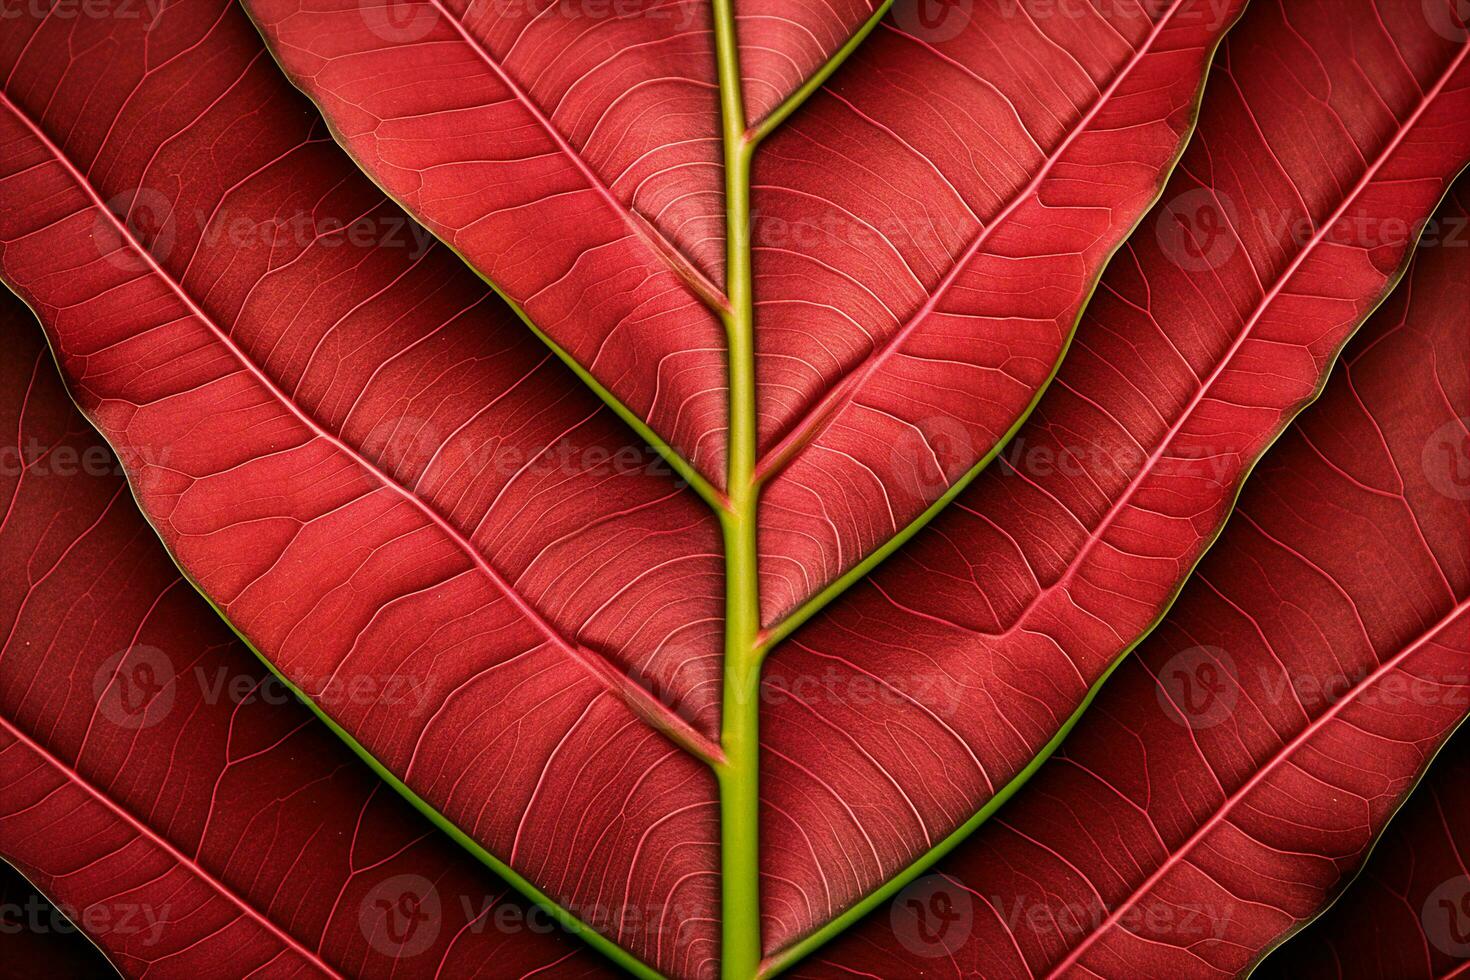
[
  {"left": 0, "top": 4, "right": 725, "bottom": 973},
  {"left": 0, "top": 295, "right": 618, "bottom": 979},
  {"left": 755, "top": 0, "right": 1470, "bottom": 960},
  {"left": 246, "top": 0, "right": 1244, "bottom": 615},
  {"left": 1256, "top": 724, "right": 1470, "bottom": 979},
  {"left": 797, "top": 172, "right": 1470, "bottom": 980}
]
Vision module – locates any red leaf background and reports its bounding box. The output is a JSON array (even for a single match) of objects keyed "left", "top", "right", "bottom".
[{"left": 0, "top": 0, "right": 1468, "bottom": 977}]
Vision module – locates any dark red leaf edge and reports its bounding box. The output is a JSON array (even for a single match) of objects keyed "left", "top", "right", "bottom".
[
  {"left": 1255, "top": 719, "right": 1470, "bottom": 980},
  {"left": 0, "top": 858, "right": 116, "bottom": 979}
]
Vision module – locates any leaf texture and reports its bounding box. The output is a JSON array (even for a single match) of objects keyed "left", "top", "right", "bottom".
[
  {"left": 240, "top": 0, "right": 898, "bottom": 486},
  {"left": 0, "top": 296, "right": 615, "bottom": 979},
  {"left": 3, "top": 0, "right": 1470, "bottom": 977},
  {"left": 1258, "top": 724, "right": 1470, "bottom": 980},
  {"left": 754, "top": 0, "right": 1470, "bottom": 960},
  {"left": 747, "top": 0, "right": 1246, "bottom": 623},
  {"left": 798, "top": 177, "right": 1470, "bottom": 980},
  {"left": 0, "top": 3, "right": 724, "bottom": 974},
  {"left": 246, "top": 0, "right": 1242, "bottom": 614}
]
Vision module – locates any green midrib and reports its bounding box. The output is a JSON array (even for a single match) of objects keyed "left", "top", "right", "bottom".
[
  {"left": 701, "top": 5, "right": 1225, "bottom": 975},
  {"left": 709, "top": 0, "right": 763, "bottom": 975},
  {"left": 707, "top": 4, "right": 904, "bottom": 978},
  {"left": 231, "top": 2, "right": 1229, "bottom": 977}
]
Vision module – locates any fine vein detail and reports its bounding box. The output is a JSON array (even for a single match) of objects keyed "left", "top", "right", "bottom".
[
  {"left": 422, "top": 0, "right": 730, "bottom": 315},
  {"left": 0, "top": 90, "right": 723, "bottom": 771}
]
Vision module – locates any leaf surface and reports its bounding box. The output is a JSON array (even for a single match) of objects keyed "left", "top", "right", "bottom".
[
  {"left": 0, "top": 295, "right": 614, "bottom": 979},
  {"left": 245, "top": 0, "right": 1242, "bottom": 612},
  {"left": 0, "top": 4, "right": 724, "bottom": 975},
  {"left": 798, "top": 178, "right": 1470, "bottom": 980},
  {"left": 1258, "top": 723, "right": 1470, "bottom": 980},
  {"left": 753, "top": 0, "right": 1470, "bottom": 960},
  {"left": 3, "top": 1, "right": 1470, "bottom": 978}
]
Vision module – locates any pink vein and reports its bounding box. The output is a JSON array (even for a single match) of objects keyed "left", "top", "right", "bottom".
[
  {"left": 420, "top": 0, "right": 731, "bottom": 314},
  {"left": 1046, "top": 595, "right": 1470, "bottom": 978},
  {"left": 0, "top": 90, "right": 724, "bottom": 769},
  {"left": 752, "top": 0, "right": 1190, "bottom": 483},
  {"left": 0, "top": 712, "right": 344, "bottom": 978}
]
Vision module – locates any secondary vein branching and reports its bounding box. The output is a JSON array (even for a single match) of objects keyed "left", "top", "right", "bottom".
[{"left": 705, "top": 5, "right": 897, "bottom": 977}]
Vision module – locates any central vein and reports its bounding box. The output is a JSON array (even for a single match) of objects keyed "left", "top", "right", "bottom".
[{"left": 710, "top": 1, "right": 763, "bottom": 976}]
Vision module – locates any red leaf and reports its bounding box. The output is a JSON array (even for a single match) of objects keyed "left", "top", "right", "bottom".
[
  {"left": 747, "top": 1, "right": 1245, "bottom": 623},
  {"left": 0, "top": 4, "right": 722, "bottom": 975},
  {"left": 244, "top": 0, "right": 1243, "bottom": 611},
  {"left": 796, "top": 179, "right": 1470, "bottom": 979},
  {"left": 752, "top": 2, "right": 1470, "bottom": 961},
  {"left": 3, "top": 0, "right": 1470, "bottom": 977},
  {"left": 0, "top": 296, "right": 613, "bottom": 978},
  {"left": 1257, "top": 726, "right": 1470, "bottom": 980}
]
